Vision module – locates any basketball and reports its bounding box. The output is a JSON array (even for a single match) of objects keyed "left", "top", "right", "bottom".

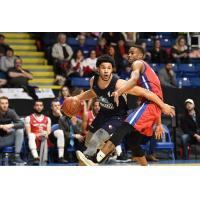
[{"left": 61, "top": 97, "right": 82, "bottom": 116}]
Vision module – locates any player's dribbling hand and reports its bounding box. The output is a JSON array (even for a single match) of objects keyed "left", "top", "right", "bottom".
[
  {"left": 161, "top": 104, "right": 175, "bottom": 117},
  {"left": 155, "top": 124, "right": 164, "bottom": 140},
  {"left": 111, "top": 91, "right": 120, "bottom": 107}
]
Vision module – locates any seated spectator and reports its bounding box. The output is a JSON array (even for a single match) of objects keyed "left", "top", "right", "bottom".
[
  {"left": 189, "top": 48, "right": 200, "bottom": 58},
  {"left": 0, "top": 72, "right": 7, "bottom": 87},
  {"left": 70, "top": 115, "right": 86, "bottom": 152},
  {"left": 75, "top": 35, "right": 91, "bottom": 58},
  {"left": 171, "top": 36, "right": 189, "bottom": 63},
  {"left": 0, "top": 48, "right": 16, "bottom": 72},
  {"left": 83, "top": 98, "right": 100, "bottom": 138},
  {"left": 0, "top": 34, "right": 10, "bottom": 57},
  {"left": 124, "top": 32, "right": 137, "bottom": 47},
  {"left": 95, "top": 37, "right": 108, "bottom": 57},
  {"left": 69, "top": 49, "right": 86, "bottom": 77},
  {"left": 57, "top": 86, "right": 71, "bottom": 105},
  {"left": 158, "top": 63, "right": 176, "bottom": 88},
  {"left": 101, "top": 32, "right": 125, "bottom": 46},
  {"left": 107, "top": 45, "right": 122, "bottom": 73},
  {"left": 119, "top": 65, "right": 131, "bottom": 80},
  {"left": 116, "top": 39, "right": 129, "bottom": 72},
  {"left": 7, "top": 57, "right": 38, "bottom": 100},
  {"left": 25, "top": 100, "right": 51, "bottom": 165},
  {"left": 0, "top": 96, "right": 26, "bottom": 165},
  {"left": 51, "top": 33, "right": 73, "bottom": 80},
  {"left": 83, "top": 50, "right": 97, "bottom": 77},
  {"left": 180, "top": 99, "right": 200, "bottom": 160},
  {"left": 48, "top": 100, "right": 69, "bottom": 163},
  {"left": 140, "top": 41, "right": 151, "bottom": 63},
  {"left": 150, "top": 39, "right": 168, "bottom": 63}
]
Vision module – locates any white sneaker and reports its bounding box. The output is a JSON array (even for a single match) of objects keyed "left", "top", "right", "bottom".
[{"left": 76, "top": 151, "right": 98, "bottom": 166}]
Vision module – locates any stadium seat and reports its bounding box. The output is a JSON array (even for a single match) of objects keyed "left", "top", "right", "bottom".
[
  {"left": 155, "top": 124, "right": 175, "bottom": 160},
  {"left": 160, "top": 38, "right": 172, "bottom": 48},
  {"left": 178, "top": 63, "right": 197, "bottom": 77},
  {"left": 0, "top": 146, "right": 15, "bottom": 166},
  {"left": 85, "top": 38, "right": 97, "bottom": 47},
  {"left": 176, "top": 77, "right": 191, "bottom": 88},
  {"left": 71, "top": 77, "right": 90, "bottom": 88},
  {"left": 67, "top": 37, "right": 79, "bottom": 47},
  {"left": 155, "top": 32, "right": 173, "bottom": 39},
  {"left": 190, "top": 77, "right": 200, "bottom": 87},
  {"left": 149, "top": 63, "right": 160, "bottom": 73}
]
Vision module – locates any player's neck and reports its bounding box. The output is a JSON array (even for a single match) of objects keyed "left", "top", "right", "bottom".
[{"left": 98, "top": 74, "right": 112, "bottom": 89}]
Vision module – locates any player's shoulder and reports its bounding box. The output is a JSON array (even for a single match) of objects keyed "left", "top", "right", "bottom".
[{"left": 133, "top": 60, "right": 145, "bottom": 66}]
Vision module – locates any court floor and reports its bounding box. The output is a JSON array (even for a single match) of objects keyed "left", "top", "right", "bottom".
[{"left": 47, "top": 159, "right": 200, "bottom": 166}]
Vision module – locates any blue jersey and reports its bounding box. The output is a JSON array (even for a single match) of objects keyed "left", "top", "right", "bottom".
[{"left": 92, "top": 74, "right": 128, "bottom": 117}]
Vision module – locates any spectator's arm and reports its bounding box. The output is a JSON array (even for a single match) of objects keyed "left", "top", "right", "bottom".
[
  {"left": 20, "top": 69, "right": 33, "bottom": 80},
  {"left": 10, "top": 110, "right": 24, "bottom": 129},
  {"left": 52, "top": 44, "right": 60, "bottom": 59},
  {"left": 24, "top": 116, "right": 31, "bottom": 135},
  {"left": 47, "top": 117, "right": 51, "bottom": 135},
  {"left": 170, "top": 73, "right": 176, "bottom": 86},
  {"left": 66, "top": 46, "right": 73, "bottom": 60},
  {"left": 8, "top": 71, "right": 24, "bottom": 78}
]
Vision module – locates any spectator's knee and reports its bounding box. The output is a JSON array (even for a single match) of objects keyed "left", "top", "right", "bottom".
[{"left": 54, "top": 129, "right": 64, "bottom": 138}]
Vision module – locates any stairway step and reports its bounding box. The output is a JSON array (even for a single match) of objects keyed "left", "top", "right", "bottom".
[
  {"left": 38, "top": 85, "right": 61, "bottom": 89},
  {"left": 23, "top": 65, "right": 53, "bottom": 70},
  {"left": 32, "top": 71, "right": 54, "bottom": 77},
  {"left": 10, "top": 45, "right": 37, "bottom": 51},
  {"left": 15, "top": 51, "right": 44, "bottom": 57},
  {"left": 29, "top": 79, "right": 55, "bottom": 84},
  {"left": 6, "top": 39, "right": 35, "bottom": 45},
  {"left": 1, "top": 33, "right": 30, "bottom": 39},
  {"left": 22, "top": 58, "right": 47, "bottom": 65}
]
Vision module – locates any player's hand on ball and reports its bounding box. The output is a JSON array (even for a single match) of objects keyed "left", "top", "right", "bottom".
[
  {"left": 155, "top": 124, "right": 163, "bottom": 140},
  {"left": 162, "top": 103, "right": 175, "bottom": 117},
  {"left": 111, "top": 91, "right": 120, "bottom": 107}
]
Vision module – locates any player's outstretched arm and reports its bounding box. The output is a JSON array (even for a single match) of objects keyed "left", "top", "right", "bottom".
[
  {"left": 116, "top": 79, "right": 175, "bottom": 117},
  {"left": 127, "top": 85, "right": 175, "bottom": 117}
]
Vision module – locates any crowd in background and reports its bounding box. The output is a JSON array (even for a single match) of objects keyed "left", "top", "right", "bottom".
[{"left": 0, "top": 32, "right": 200, "bottom": 165}]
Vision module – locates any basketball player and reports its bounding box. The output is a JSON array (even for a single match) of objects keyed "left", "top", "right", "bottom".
[
  {"left": 68, "top": 54, "right": 174, "bottom": 165},
  {"left": 25, "top": 100, "right": 51, "bottom": 165},
  {"left": 79, "top": 46, "right": 173, "bottom": 166}
]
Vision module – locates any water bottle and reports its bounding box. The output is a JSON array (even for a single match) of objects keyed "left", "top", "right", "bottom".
[
  {"left": 178, "top": 79, "right": 182, "bottom": 89},
  {"left": 2, "top": 153, "right": 9, "bottom": 166},
  {"left": 162, "top": 132, "right": 166, "bottom": 143}
]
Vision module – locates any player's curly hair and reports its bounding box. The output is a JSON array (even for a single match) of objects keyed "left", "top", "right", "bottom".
[{"left": 96, "top": 54, "right": 115, "bottom": 68}]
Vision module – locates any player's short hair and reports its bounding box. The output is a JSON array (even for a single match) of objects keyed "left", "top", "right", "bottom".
[
  {"left": 34, "top": 100, "right": 43, "bottom": 105},
  {"left": 96, "top": 54, "right": 115, "bottom": 68},
  {"left": 132, "top": 45, "right": 145, "bottom": 56}
]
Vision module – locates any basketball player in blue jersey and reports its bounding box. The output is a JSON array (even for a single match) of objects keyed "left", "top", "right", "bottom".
[{"left": 68, "top": 55, "right": 175, "bottom": 165}]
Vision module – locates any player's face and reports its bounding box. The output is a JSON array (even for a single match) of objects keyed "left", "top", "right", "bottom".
[
  {"left": 98, "top": 62, "right": 113, "bottom": 81},
  {"left": 51, "top": 102, "right": 61, "bottom": 112},
  {"left": 128, "top": 47, "right": 143, "bottom": 63},
  {"left": 93, "top": 101, "right": 100, "bottom": 115},
  {"left": 34, "top": 102, "right": 44, "bottom": 114},
  {"left": 0, "top": 99, "right": 9, "bottom": 112}
]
